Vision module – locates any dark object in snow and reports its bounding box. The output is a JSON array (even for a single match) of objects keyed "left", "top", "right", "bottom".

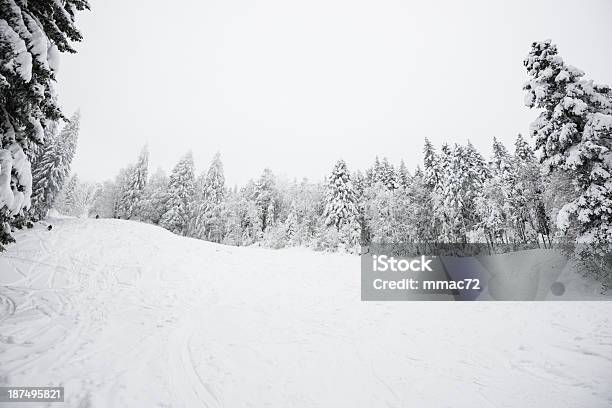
[
  {"left": 95, "top": 214, "right": 100, "bottom": 219},
  {"left": 47, "top": 225, "right": 53, "bottom": 231}
]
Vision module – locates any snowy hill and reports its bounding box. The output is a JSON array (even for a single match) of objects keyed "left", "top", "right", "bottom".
[{"left": 1, "top": 218, "right": 611, "bottom": 407}]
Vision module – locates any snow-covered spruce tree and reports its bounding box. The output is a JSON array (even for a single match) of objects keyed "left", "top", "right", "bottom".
[
  {"left": 475, "top": 138, "right": 518, "bottom": 246},
  {"left": 524, "top": 40, "right": 612, "bottom": 245},
  {"left": 252, "top": 168, "right": 276, "bottom": 232},
  {"left": 188, "top": 170, "right": 206, "bottom": 235},
  {"left": 30, "top": 120, "right": 58, "bottom": 174},
  {"left": 280, "top": 178, "right": 324, "bottom": 247},
  {"left": 397, "top": 160, "right": 410, "bottom": 189},
  {"left": 191, "top": 152, "right": 226, "bottom": 242},
  {"left": 352, "top": 169, "right": 372, "bottom": 244},
  {"left": 465, "top": 141, "right": 489, "bottom": 185},
  {"left": 285, "top": 203, "right": 299, "bottom": 244},
  {"left": 365, "top": 156, "right": 397, "bottom": 190},
  {"left": 29, "top": 112, "right": 80, "bottom": 220},
  {"left": 109, "top": 166, "right": 132, "bottom": 218},
  {"left": 514, "top": 133, "right": 534, "bottom": 162},
  {"left": 436, "top": 144, "right": 470, "bottom": 243},
  {"left": 490, "top": 137, "right": 516, "bottom": 183},
  {"left": 423, "top": 138, "right": 440, "bottom": 190},
  {"left": 0, "top": 0, "right": 89, "bottom": 249},
  {"left": 113, "top": 164, "right": 134, "bottom": 219},
  {"left": 414, "top": 165, "right": 423, "bottom": 178},
  {"left": 406, "top": 170, "right": 436, "bottom": 244},
  {"left": 138, "top": 167, "right": 169, "bottom": 224},
  {"left": 463, "top": 141, "right": 489, "bottom": 235},
  {"left": 323, "top": 160, "right": 358, "bottom": 231},
  {"left": 475, "top": 176, "right": 507, "bottom": 247},
  {"left": 425, "top": 142, "right": 447, "bottom": 243},
  {"left": 513, "top": 134, "right": 551, "bottom": 246},
  {"left": 362, "top": 181, "right": 399, "bottom": 243},
  {"left": 159, "top": 152, "right": 195, "bottom": 235},
  {"left": 366, "top": 156, "right": 382, "bottom": 186},
  {"left": 431, "top": 141, "right": 489, "bottom": 244},
  {"left": 54, "top": 172, "right": 77, "bottom": 215},
  {"left": 222, "top": 186, "right": 262, "bottom": 246},
  {"left": 379, "top": 157, "right": 398, "bottom": 190},
  {"left": 116, "top": 145, "right": 149, "bottom": 220}
]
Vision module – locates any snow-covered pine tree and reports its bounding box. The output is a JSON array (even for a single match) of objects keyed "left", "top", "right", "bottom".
[
  {"left": 524, "top": 40, "right": 612, "bottom": 245},
  {"left": 54, "top": 172, "right": 78, "bottom": 215},
  {"left": 488, "top": 138, "right": 517, "bottom": 243},
  {"left": 138, "top": 167, "right": 169, "bottom": 224},
  {"left": 406, "top": 169, "right": 436, "bottom": 243},
  {"left": 475, "top": 176, "right": 507, "bottom": 247},
  {"left": 285, "top": 203, "right": 298, "bottom": 243},
  {"left": 465, "top": 141, "right": 489, "bottom": 184},
  {"left": 323, "top": 160, "right": 358, "bottom": 230},
  {"left": 223, "top": 185, "right": 263, "bottom": 246},
  {"left": 426, "top": 142, "right": 447, "bottom": 243},
  {"left": 188, "top": 171, "right": 206, "bottom": 236},
  {"left": 352, "top": 169, "right": 372, "bottom": 243},
  {"left": 159, "top": 152, "right": 195, "bottom": 235},
  {"left": 363, "top": 181, "right": 395, "bottom": 242},
  {"left": 265, "top": 200, "right": 276, "bottom": 230},
  {"left": 462, "top": 141, "right": 489, "bottom": 235},
  {"left": 372, "top": 156, "right": 382, "bottom": 184},
  {"left": 111, "top": 166, "right": 132, "bottom": 218},
  {"left": 397, "top": 160, "right": 410, "bottom": 189},
  {"left": 352, "top": 170, "right": 366, "bottom": 199},
  {"left": 379, "top": 157, "right": 398, "bottom": 190},
  {"left": 475, "top": 138, "right": 528, "bottom": 246},
  {"left": 513, "top": 134, "right": 550, "bottom": 245},
  {"left": 191, "top": 152, "right": 226, "bottom": 242},
  {"left": 0, "top": 0, "right": 89, "bottom": 249},
  {"left": 490, "top": 137, "right": 515, "bottom": 181},
  {"left": 116, "top": 145, "right": 149, "bottom": 220},
  {"left": 30, "top": 120, "right": 59, "bottom": 172},
  {"left": 113, "top": 165, "right": 134, "bottom": 219},
  {"left": 514, "top": 134, "right": 534, "bottom": 162},
  {"left": 414, "top": 165, "right": 423, "bottom": 178},
  {"left": 436, "top": 144, "right": 469, "bottom": 243},
  {"left": 30, "top": 112, "right": 80, "bottom": 220},
  {"left": 252, "top": 168, "right": 276, "bottom": 232},
  {"left": 423, "top": 138, "right": 440, "bottom": 190}
]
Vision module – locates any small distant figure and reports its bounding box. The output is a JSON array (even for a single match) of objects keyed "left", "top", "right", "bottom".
[
  {"left": 95, "top": 214, "right": 100, "bottom": 219},
  {"left": 47, "top": 225, "right": 53, "bottom": 231}
]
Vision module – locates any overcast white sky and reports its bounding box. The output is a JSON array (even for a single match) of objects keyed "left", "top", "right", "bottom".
[{"left": 57, "top": 0, "right": 612, "bottom": 186}]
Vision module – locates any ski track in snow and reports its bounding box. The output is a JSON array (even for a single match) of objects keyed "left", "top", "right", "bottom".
[{"left": 0, "top": 218, "right": 611, "bottom": 407}]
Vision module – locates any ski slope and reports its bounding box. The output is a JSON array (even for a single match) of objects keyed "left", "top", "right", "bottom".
[{"left": 1, "top": 218, "right": 611, "bottom": 407}]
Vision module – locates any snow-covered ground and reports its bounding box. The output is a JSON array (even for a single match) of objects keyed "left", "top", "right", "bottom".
[{"left": 1, "top": 218, "right": 611, "bottom": 408}]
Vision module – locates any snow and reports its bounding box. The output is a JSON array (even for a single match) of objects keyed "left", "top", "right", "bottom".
[
  {"left": 557, "top": 202, "right": 577, "bottom": 232},
  {"left": 22, "top": 13, "right": 49, "bottom": 70},
  {"left": 8, "top": 143, "right": 32, "bottom": 210},
  {"left": 555, "top": 70, "right": 571, "bottom": 83},
  {"left": 47, "top": 43, "right": 61, "bottom": 73},
  {"left": 0, "top": 149, "right": 14, "bottom": 209},
  {"left": 0, "top": 19, "right": 32, "bottom": 82},
  {"left": 1, "top": 218, "right": 611, "bottom": 407}
]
